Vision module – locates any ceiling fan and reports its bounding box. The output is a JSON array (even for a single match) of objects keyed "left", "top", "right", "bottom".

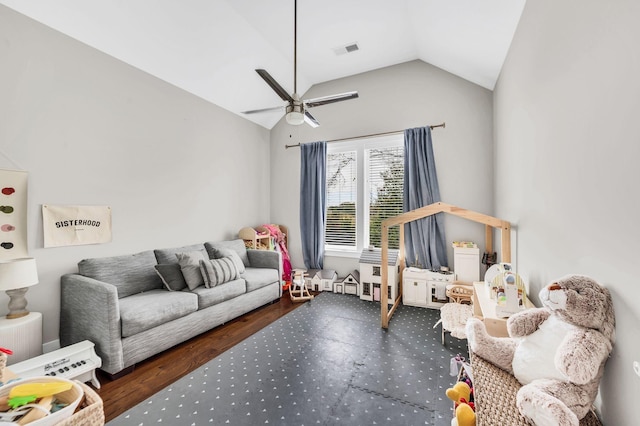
[{"left": 242, "top": 0, "right": 359, "bottom": 127}]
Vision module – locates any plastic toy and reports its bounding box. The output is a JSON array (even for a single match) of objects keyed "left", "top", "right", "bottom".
[{"left": 8, "top": 381, "right": 73, "bottom": 408}]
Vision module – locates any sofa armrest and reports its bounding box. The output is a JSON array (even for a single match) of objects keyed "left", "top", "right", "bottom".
[
  {"left": 247, "top": 249, "right": 280, "bottom": 269},
  {"left": 247, "top": 249, "right": 282, "bottom": 276},
  {"left": 60, "top": 273, "right": 124, "bottom": 375}
]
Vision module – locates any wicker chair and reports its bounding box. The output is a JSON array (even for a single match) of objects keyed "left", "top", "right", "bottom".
[{"left": 446, "top": 284, "right": 474, "bottom": 304}]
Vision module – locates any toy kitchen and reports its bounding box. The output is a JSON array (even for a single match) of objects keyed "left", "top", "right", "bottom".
[
  {"left": 402, "top": 241, "right": 480, "bottom": 309},
  {"left": 402, "top": 267, "right": 456, "bottom": 309}
]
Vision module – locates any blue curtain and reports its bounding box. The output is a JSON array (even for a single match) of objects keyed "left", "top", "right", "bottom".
[
  {"left": 403, "top": 126, "right": 447, "bottom": 269},
  {"left": 300, "top": 141, "right": 327, "bottom": 269}
]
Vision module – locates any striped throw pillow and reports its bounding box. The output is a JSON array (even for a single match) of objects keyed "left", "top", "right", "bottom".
[{"left": 199, "top": 257, "right": 239, "bottom": 288}]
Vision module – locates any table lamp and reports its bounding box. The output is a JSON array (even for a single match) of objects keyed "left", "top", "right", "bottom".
[{"left": 0, "top": 257, "right": 39, "bottom": 319}]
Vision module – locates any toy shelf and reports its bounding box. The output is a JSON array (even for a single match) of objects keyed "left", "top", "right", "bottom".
[{"left": 238, "top": 225, "right": 288, "bottom": 250}]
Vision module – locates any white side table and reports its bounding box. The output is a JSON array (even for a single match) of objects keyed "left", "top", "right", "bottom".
[{"left": 0, "top": 312, "right": 43, "bottom": 365}]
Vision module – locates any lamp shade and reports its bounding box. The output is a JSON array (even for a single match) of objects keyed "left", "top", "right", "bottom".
[
  {"left": 286, "top": 111, "right": 305, "bottom": 126},
  {"left": 0, "top": 258, "right": 39, "bottom": 291}
]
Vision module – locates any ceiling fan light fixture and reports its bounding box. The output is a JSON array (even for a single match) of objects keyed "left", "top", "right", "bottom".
[
  {"left": 285, "top": 111, "right": 304, "bottom": 126},
  {"left": 285, "top": 101, "right": 305, "bottom": 126},
  {"left": 285, "top": 111, "right": 305, "bottom": 126}
]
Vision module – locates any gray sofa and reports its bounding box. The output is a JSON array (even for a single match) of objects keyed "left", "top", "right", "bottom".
[{"left": 60, "top": 239, "right": 282, "bottom": 376}]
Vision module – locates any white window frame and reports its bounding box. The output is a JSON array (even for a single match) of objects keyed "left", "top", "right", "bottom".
[{"left": 325, "top": 134, "right": 404, "bottom": 258}]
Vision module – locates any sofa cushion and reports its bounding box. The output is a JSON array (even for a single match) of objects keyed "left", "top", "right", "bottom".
[
  {"left": 154, "top": 264, "right": 187, "bottom": 291},
  {"left": 209, "top": 247, "right": 246, "bottom": 274},
  {"left": 78, "top": 250, "right": 162, "bottom": 298},
  {"left": 154, "top": 243, "right": 207, "bottom": 265},
  {"left": 199, "top": 257, "right": 240, "bottom": 288},
  {"left": 119, "top": 289, "right": 198, "bottom": 337},
  {"left": 205, "top": 239, "right": 249, "bottom": 267},
  {"left": 176, "top": 251, "right": 208, "bottom": 290},
  {"left": 190, "top": 278, "right": 246, "bottom": 309},
  {"left": 242, "top": 267, "right": 279, "bottom": 292}
]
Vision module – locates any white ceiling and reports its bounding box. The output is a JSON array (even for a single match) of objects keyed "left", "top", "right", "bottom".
[{"left": 1, "top": 0, "right": 526, "bottom": 129}]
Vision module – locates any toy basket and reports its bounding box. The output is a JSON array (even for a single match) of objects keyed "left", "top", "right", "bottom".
[
  {"left": 0, "top": 352, "right": 104, "bottom": 425},
  {"left": 0, "top": 376, "right": 84, "bottom": 425},
  {"left": 56, "top": 381, "right": 104, "bottom": 426}
]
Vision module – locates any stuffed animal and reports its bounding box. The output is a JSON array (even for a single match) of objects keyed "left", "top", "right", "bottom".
[
  {"left": 466, "top": 275, "right": 615, "bottom": 426},
  {"left": 446, "top": 381, "right": 471, "bottom": 407},
  {"left": 455, "top": 402, "right": 476, "bottom": 426}
]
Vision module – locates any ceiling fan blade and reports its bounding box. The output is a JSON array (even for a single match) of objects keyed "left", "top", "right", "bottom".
[
  {"left": 304, "top": 91, "right": 359, "bottom": 108},
  {"left": 241, "top": 105, "right": 285, "bottom": 115},
  {"left": 304, "top": 110, "right": 320, "bottom": 128},
  {"left": 256, "top": 69, "right": 294, "bottom": 102}
]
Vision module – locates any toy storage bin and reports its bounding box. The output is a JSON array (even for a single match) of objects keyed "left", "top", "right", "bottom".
[
  {"left": 57, "top": 381, "right": 104, "bottom": 426},
  {"left": 0, "top": 349, "right": 104, "bottom": 426},
  {"left": 0, "top": 376, "right": 83, "bottom": 425}
]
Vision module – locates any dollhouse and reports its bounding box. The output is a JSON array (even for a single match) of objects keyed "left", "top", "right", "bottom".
[
  {"left": 304, "top": 269, "right": 338, "bottom": 292},
  {"left": 359, "top": 248, "right": 400, "bottom": 303},
  {"left": 338, "top": 270, "right": 360, "bottom": 296}
]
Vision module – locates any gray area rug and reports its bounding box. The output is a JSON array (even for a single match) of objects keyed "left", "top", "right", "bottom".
[{"left": 108, "top": 292, "right": 469, "bottom": 425}]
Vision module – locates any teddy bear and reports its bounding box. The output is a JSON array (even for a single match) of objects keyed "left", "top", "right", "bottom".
[{"left": 466, "top": 274, "right": 615, "bottom": 426}]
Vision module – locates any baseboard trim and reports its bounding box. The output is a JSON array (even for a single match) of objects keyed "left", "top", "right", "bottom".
[{"left": 42, "top": 339, "right": 61, "bottom": 354}]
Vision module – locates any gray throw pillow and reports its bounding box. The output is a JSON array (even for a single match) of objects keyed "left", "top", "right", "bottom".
[
  {"left": 199, "top": 257, "right": 239, "bottom": 288},
  {"left": 176, "top": 251, "right": 207, "bottom": 290},
  {"left": 205, "top": 240, "right": 249, "bottom": 267},
  {"left": 211, "top": 247, "right": 246, "bottom": 274},
  {"left": 154, "top": 264, "right": 187, "bottom": 291}
]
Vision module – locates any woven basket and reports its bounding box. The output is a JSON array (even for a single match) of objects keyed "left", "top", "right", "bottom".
[
  {"left": 0, "top": 376, "right": 84, "bottom": 425},
  {"left": 56, "top": 381, "right": 104, "bottom": 426},
  {"left": 0, "top": 355, "right": 103, "bottom": 426},
  {"left": 470, "top": 351, "right": 602, "bottom": 426}
]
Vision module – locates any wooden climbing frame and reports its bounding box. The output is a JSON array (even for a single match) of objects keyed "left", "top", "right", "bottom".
[{"left": 380, "top": 202, "right": 512, "bottom": 328}]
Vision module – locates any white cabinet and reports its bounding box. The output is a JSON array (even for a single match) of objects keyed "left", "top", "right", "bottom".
[
  {"left": 403, "top": 276, "right": 429, "bottom": 308},
  {"left": 453, "top": 247, "right": 480, "bottom": 284},
  {"left": 403, "top": 268, "right": 455, "bottom": 309}
]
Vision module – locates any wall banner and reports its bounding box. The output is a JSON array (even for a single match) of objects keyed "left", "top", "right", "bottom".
[{"left": 43, "top": 205, "right": 112, "bottom": 248}]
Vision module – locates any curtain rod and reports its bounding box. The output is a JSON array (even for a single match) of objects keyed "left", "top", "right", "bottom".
[{"left": 284, "top": 122, "right": 445, "bottom": 149}]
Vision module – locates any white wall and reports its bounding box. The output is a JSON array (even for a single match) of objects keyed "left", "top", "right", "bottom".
[
  {"left": 269, "top": 60, "right": 494, "bottom": 277},
  {"left": 0, "top": 6, "right": 271, "bottom": 346},
  {"left": 494, "top": 0, "right": 640, "bottom": 423}
]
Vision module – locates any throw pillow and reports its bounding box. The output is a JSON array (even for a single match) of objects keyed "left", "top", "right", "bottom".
[
  {"left": 154, "top": 263, "right": 187, "bottom": 291},
  {"left": 205, "top": 240, "right": 249, "bottom": 267},
  {"left": 199, "top": 257, "right": 239, "bottom": 288},
  {"left": 176, "top": 251, "right": 208, "bottom": 290},
  {"left": 210, "top": 247, "right": 246, "bottom": 274}
]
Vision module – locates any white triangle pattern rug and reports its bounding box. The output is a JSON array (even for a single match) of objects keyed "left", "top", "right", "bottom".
[{"left": 107, "top": 292, "right": 468, "bottom": 426}]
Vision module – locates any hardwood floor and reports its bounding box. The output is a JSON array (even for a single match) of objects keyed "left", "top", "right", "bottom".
[{"left": 95, "top": 296, "right": 304, "bottom": 422}]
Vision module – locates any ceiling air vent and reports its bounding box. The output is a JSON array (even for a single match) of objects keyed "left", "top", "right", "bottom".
[{"left": 333, "top": 42, "right": 359, "bottom": 56}]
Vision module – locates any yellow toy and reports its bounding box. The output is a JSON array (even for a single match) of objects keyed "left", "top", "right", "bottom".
[
  {"left": 8, "top": 380, "right": 73, "bottom": 408},
  {"left": 455, "top": 402, "right": 476, "bottom": 426},
  {"left": 446, "top": 381, "right": 471, "bottom": 406}
]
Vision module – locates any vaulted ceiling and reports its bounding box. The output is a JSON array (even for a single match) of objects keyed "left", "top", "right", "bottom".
[{"left": 1, "top": 0, "right": 526, "bottom": 129}]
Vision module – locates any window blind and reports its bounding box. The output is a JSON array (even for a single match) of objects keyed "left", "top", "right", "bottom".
[
  {"left": 325, "top": 151, "right": 357, "bottom": 248},
  {"left": 367, "top": 146, "right": 404, "bottom": 249}
]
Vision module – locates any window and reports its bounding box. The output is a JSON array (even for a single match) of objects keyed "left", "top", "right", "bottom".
[{"left": 325, "top": 135, "right": 404, "bottom": 255}]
